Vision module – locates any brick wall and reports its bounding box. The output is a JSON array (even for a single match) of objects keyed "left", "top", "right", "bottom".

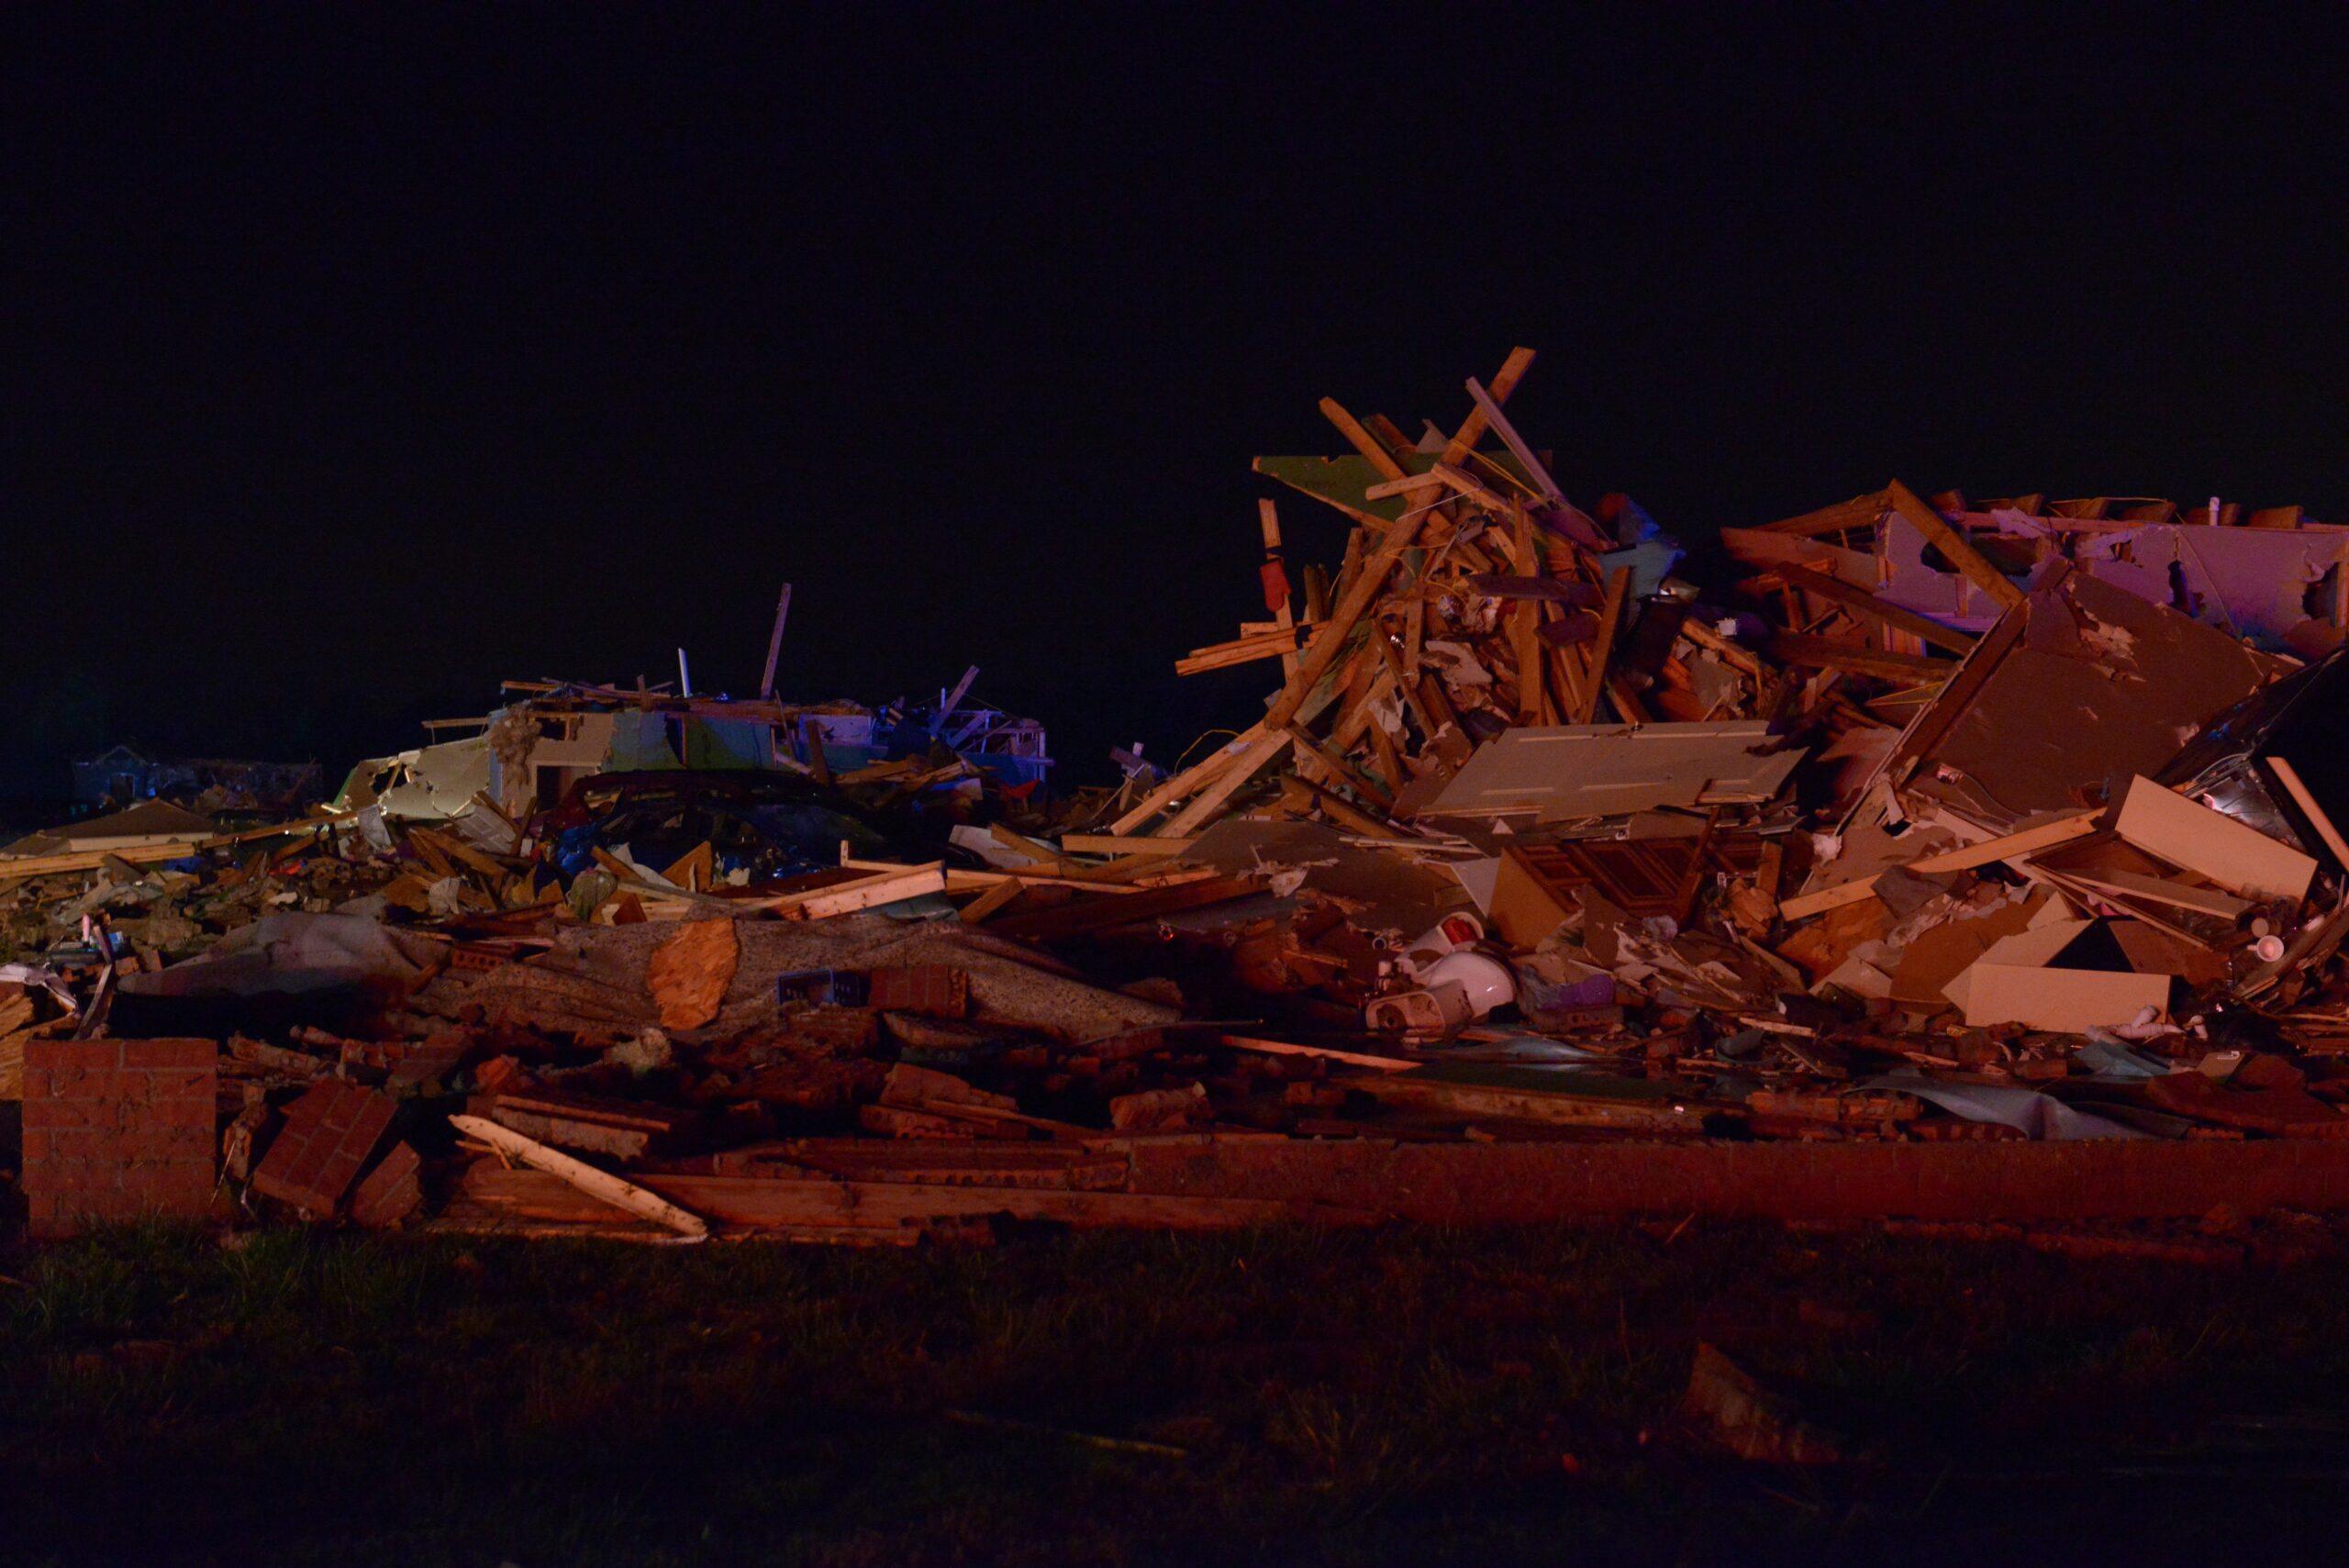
[{"left": 21, "top": 1039, "right": 218, "bottom": 1240}]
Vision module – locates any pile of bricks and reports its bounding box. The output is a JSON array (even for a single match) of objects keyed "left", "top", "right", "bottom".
[{"left": 18, "top": 1038, "right": 217, "bottom": 1240}]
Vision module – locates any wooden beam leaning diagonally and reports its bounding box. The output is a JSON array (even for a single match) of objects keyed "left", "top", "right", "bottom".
[
  {"left": 1575, "top": 566, "right": 1632, "bottom": 723},
  {"left": 1886, "top": 479, "right": 2024, "bottom": 612},
  {"left": 1759, "top": 488, "right": 1891, "bottom": 538},
  {"left": 1158, "top": 729, "right": 1296, "bottom": 837},
  {"left": 1108, "top": 722, "right": 1267, "bottom": 834},
  {"left": 1776, "top": 810, "right": 2103, "bottom": 920},
  {"left": 1439, "top": 347, "right": 1535, "bottom": 467},
  {"left": 1765, "top": 633, "right": 1954, "bottom": 683},
  {"left": 451, "top": 1115, "right": 709, "bottom": 1238},
  {"left": 1768, "top": 561, "right": 1979, "bottom": 656}
]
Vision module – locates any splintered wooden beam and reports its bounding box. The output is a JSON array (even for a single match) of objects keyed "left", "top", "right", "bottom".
[
  {"left": 1464, "top": 375, "right": 1565, "bottom": 510},
  {"left": 1176, "top": 628, "right": 1306, "bottom": 675},
  {"left": 1765, "top": 633, "right": 1954, "bottom": 683},
  {"left": 1431, "top": 462, "right": 1509, "bottom": 513},
  {"left": 1761, "top": 489, "right": 1890, "bottom": 538},
  {"left": 1265, "top": 527, "right": 1423, "bottom": 732},
  {"left": 1059, "top": 833, "right": 1198, "bottom": 856},
  {"left": 956, "top": 875, "right": 1026, "bottom": 925},
  {"left": 1158, "top": 729, "right": 1295, "bottom": 836},
  {"left": 451, "top": 1115, "right": 708, "bottom": 1238},
  {"left": 1440, "top": 346, "right": 1535, "bottom": 467},
  {"left": 1575, "top": 566, "right": 1632, "bottom": 723},
  {"left": 1887, "top": 480, "right": 2025, "bottom": 611},
  {"left": 1319, "top": 396, "right": 1411, "bottom": 483},
  {"left": 758, "top": 582, "right": 794, "bottom": 698},
  {"left": 1776, "top": 810, "right": 2102, "bottom": 920},
  {"left": 1258, "top": 497, "right": 1300, "bottom": 680},
  {"left": 1285, "top": 724, "right": 1397, "bottom": 812},
  {"left": 1511, "top": 506, "right": 1542, "bottom": 724},
  {"left": 1108, "top": 722, "right": 1265, "bottom": 834},
  {"left": 1766, "top": 561, "right": 1978, "bottom": 654},
  {"left": 1283, "top": 774, "right": 1406, "bottom": 839},
  {"left": 1364, "top": 472, "right": 1448, "bottom": 500}
]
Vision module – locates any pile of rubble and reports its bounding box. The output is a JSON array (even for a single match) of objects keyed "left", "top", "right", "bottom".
[{"left": 13, "top": 344, "right": 2349, "bottom": 1244}]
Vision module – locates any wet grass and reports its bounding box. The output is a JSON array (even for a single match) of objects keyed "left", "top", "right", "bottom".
[{"left": 7, "top": 1219, "right": 2349, "bottom": 1565}]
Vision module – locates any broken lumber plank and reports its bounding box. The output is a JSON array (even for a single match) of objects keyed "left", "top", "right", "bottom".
[
  {"left": 1319, "top": 395, "right": 1411, "bottom": 484},
  {"left": 1766, "top": 561, "right": 1979, "bottom": 654},
  {"left": 1363, "top": 471, "right": 1447, "bottom": 500},
  {"left": 1284, "top": 723, "right": 1395, "bottom": 812},
  {"left": 1887, "top": 480, "right": 2025, "bottom": 611},
  {"left": 1431, "top": 462, "right": 1509, "bottom": 513},
  {"left": 2063, "top": 869, "right": 2253, "bottom": 919},
  {"left": 1778, "top": 810, "right": 2103, "bottom": 919},
  {"left": 785, "top": 862, "right": 948, "bottom": 917},
  {"left": 1575, "top": 566, "right": 1632, "bottom": 723},
  {"left": 956, "top": 875, "right": 1026, "bottom": 925},
  {"left": 1157, "top": 729, "right": 1295, "bottom": 836},
  {"left": 1282, "top": 774, "right": 1407, "bottom": 840},
  {"left": 1512, "top": 506, "right": 1542, "bottom": 724},
  {"left": 1258, "top": 496, "right": 1301, "bottom": 681},
  {"left": 1440, "top": 346, "right": 1535, "bottom": 468},
  {"left": 1058, "top": 834, "right": 1197, "bottom": 857},
  {"left": 1760, "top": 489, "right": 1890, "bottom": 538},
  {"left": 451, "top": 1115, "right": 708, "bottom": 1239},
  {"left": 1108, "top": 722, "right": 1266, "bottom": 834},
  {"left": 1765, "top": 633, "right": 1953, "bottom": 682},
  {"left": 1354, "top": 1072, "right": 1711, "bottom": 1133},
  {"left": 1175, "top": 627, "right": 1307, "bottom": 675},
  {"left": 1219, "top": 1033, "right": 1417, "bottom": 1072},
  {"left": 2268, "top": 755, "right": 2349, "bottom": 870},
  {"left": 983, "top": 875, "right": 1260, "bottom": 942}
]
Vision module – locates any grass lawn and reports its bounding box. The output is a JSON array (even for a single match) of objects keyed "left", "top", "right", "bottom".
[{"left": 7, "top": 1218, "right": 2349, "bottom": 1566}]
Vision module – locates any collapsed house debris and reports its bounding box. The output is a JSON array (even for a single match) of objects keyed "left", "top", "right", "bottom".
[{"left": 15, "top": 346, "right": 2349, "bottom": 1244}]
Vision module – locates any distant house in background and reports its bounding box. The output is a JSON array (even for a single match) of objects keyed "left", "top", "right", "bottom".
[{"left": 71, "top": 746, "right": 325, "bottom": 818}]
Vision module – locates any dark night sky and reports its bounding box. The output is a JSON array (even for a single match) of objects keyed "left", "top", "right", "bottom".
[{"left": 5, "top": 7, "right": 2347, "bottom": 807}]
